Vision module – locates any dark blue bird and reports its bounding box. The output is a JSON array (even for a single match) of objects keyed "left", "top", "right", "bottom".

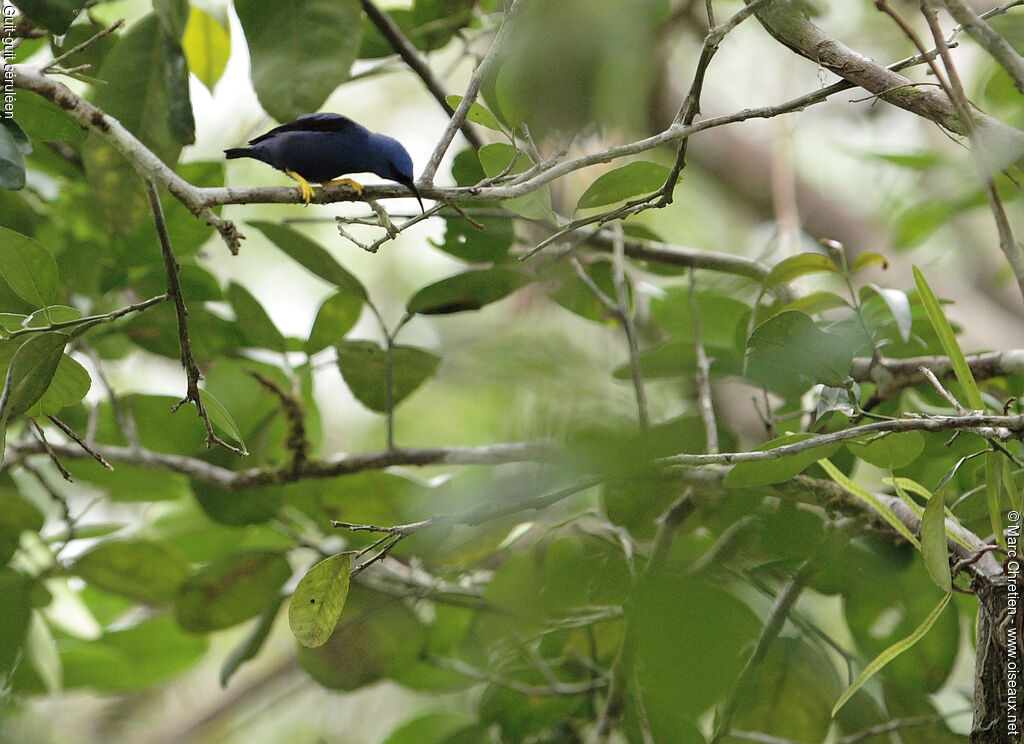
[{"left": 224, "top": 113, "right": 423, "bottom": 210}]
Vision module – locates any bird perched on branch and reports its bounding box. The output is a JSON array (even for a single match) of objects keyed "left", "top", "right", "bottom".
[{"left": 224, "top": 113, "right": 424, "bottom": 210}]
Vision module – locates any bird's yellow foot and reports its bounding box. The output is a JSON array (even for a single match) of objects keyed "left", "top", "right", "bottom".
[
  {"left": 285, "top": 170, "right": 315, "bottom": 205},
  {"left": 322, "top": 177, "right": 364, "bottom": 196}
]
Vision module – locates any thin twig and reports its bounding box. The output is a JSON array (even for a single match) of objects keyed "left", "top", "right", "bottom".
[
  {"left": 247, "top": 370, "right": 307, "bottom": 476},
  {"left": 46, "top": 416, "right": 113, "bottom": 470},
  {"left": 421, "top": 0, "right": 522, "bottom": 182},
  {"left": 44, "top": 18, "right": 124, "bottom": 72},
  {"left": 879, "top": 0, "right": 1024, "bottom": 303},
  {"left": 29, "top": 418, "right": 73, "bottom": 481},
  {"left": 360, "top": 0, "right": 483, "bottom": 151},
  {"left": 610, "top": 224, "right": 649, "bottom": 432},
  {"left": 659, "top": 0, "right": 773, "bottom": 206},
  {"left": 689, "top": 268, "right": 719, "bottom": 453},
  {"left": 709, "top": 557, "right": 822, "bottom": 744},
  {"left": 919, "top": 365, "right": 968, "bottom": 414},
  {"left": 145, "top": 180, "right": 245, "bottom": 455},
  {"left": 939, "top": 0, "right": 1024, "bottom": 94},
  {"left": 5, "top": 293, "right": 168, "bottom": 339},
  {"left": 430, "top": 655, "right": 607, "bottom": 696}
]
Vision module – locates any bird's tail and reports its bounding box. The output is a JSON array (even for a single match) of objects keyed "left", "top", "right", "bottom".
[{"left": 224, "top": 148, "right": 251, "bottom": 160}]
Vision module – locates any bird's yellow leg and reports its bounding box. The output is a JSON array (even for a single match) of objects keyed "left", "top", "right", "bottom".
[
  {"left": 322, "top": 177, "right": 364, "bottom": 196},
  {"left": 285, "top": 170, "right": 315, "bottom": 205}
]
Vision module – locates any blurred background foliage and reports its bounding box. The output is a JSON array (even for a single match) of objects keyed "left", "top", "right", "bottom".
[{"left": 1, "top": 0, "right": 1023, "bottom": 742}]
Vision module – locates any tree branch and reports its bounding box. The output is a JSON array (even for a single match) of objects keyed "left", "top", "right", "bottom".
[
  {"left": 746, "top": 0, "right": 1024, "bottom": 160},
  {"left": 939, "top": 0, "right": 1024, "bottom": 95},
  {"left": 359, "top": 0, "right": 484, "bottom": 151},
  {"left": 12, "top": 65, "right": 243, "bottom": 254}
]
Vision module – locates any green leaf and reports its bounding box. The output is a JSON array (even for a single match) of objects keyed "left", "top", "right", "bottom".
[
  {"left": 28, "top": 353, "right": 91, "bottom": 416},
  {"left": 249, "top": 221, "right": 367, "bottom": 298},
  {"left": 220, "top": 594, "right": 286, "bottom": 688},
  {"left": 861, "top": 284, "right": 912, "bottom": 343},
  {"left": 477, "top": 143, "right": 554, "bottom": 220},
  {"left": 163, "top": 34, "right": 197, "bottom": 147},
  {"left": 745, "top": 311, "right": 855, "bottom": 398},
  {"left": 154, "top": 0, "right": 189, "bottom": 39},
  {"left": 227, "top": 282, "right": 287, "bottom": 352},
  {"left": 182, "top": 6, "right": 231, "bottom": 91},
  {"left": 335, "top": 341, "right": 440, "bottom": 413},
  {"left": 0, "top": 227, "right": 59, "bottom": 306},
  {"left": 986, "top": 453, "right": 1007, "bottom": 551},
  {"left": 175, "top": 551, "right": 292, "bottom": 632},
  {"left": 12, "top": 96, "right": 85, "bottom": 145},
  {"left": 10, "top": 0, "right": 86, "bottom": 33},
  {"left": 831, "top": 591, "right": 952, "bottom": 716},
  {"left": 90, "top": 15, "right": 188, "bottom": 165},
  {"left": 407, "top": 267, "right": 531, "bottom": 315},
  {"left": 288, "top": 553, "right": 352, "bottom": 648},
  {"left": 381, "top": 712, "right": 480, "bottom": 744},
  {"left": 913, "top": 266, "right": 984, "bottom": 410},
  {"left": 0, "top": 124, "right": 26, "bottom": 190},
  {"left": 724, "top": 433, "right": 841, "bottom": 488},
  {"left": 0, "top": 332, "right": 68, "bottom": 422},
  {"left": 59, "top": 615, "right": 208, "bottom": 692},
  {"left": 25, "top": 612, "right": 61, "bottom": 693},
  {"left": 921, "top": 490, "right": 952, "bottom": 592},
  {"left": 817, "top": 458, "right": 920, "bottom": 548},
  {"left": 72, "top": 540, "right": 190, "bottom": 605},
  {"left": 431, "top": 213, "right": 514, "bottom": 263},
  {"left": 306, "top": 291, "right": 364, "bottom": 353},
  {"left": 445, "top": 95, "right": 503, "bottom": 131},
  {"left": 575, "top": 161, "right": 670, "bottom": 210},
  {"left": 198, "top": 389, "right": 248, "bottom": 454},
  {"left": 235, "top": 0, "right": 363, "bottom": 122},
  {"left": 297, "top": 586, "right": 426, "bottom": 690},
  {"left": 763, "top": 253, "right": 839, "bottom": 289},
  {"left": 780, "top": 291, "right": 851, "bottom": 317},
  {"left": 846, "top": 431, "right": 924, "bottom": 470}
]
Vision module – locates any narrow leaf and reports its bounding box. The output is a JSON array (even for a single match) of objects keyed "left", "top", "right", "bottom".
[
  {"left": 289, "top": 553, "right": 352, "bottom": 648},
  {"left": 921, "top": 489, "right": 952, "bottom": 592},
  {"left": 831, "top": 591, "right": 952, "bottom": 716},
  {"left": 986, "top": 453, "right": 1007, "bottom": 551},
  {"left": 913, "top": 266, "right": 983, "bottom": 410},
  {"left": 817, "top": 458, "right": 920, "bottom": 548},
  {"left": 221, "top": 594, "right": 286, "bottom": 687}
]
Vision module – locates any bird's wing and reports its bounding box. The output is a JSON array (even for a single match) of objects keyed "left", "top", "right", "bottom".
[{"left": 247, "top": 113, "right": 359, "bottom": 145}]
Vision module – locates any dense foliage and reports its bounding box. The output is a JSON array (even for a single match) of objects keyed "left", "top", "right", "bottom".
[{"left": 2, "top": 1, "right": 1024, "bottom": 742}]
